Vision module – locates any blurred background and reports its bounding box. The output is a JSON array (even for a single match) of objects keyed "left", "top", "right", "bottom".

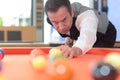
[{"left": 0, "top": 0, "right": 120, "bottom": 47}]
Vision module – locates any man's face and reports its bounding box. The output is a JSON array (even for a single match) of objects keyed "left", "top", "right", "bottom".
[{"left": 47, "top": 6, "right": 73, "bottom": 34}]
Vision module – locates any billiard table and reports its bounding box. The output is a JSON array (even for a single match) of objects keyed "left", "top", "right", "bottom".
[{"left": 1, "top": 47, "right": 120, "bottom": 80}]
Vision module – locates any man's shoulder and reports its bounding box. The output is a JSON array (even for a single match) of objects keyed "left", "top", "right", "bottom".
[
  {"left": 71, "top": 2, "right": 91, "bottom": 17},
  {"left": 71, "top": 2, "right": 82, "bottom": 8}
]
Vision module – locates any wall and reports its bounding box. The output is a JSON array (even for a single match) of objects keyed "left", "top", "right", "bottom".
[{"left": 107, "top": 0, "right": 120, "bottom": 41}]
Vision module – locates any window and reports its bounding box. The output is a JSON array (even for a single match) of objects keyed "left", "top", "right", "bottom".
[
  {"left": 0, "top": 0, "right": 38, "bottom": 43},
  {"left": 0, "top": 0, "right": 32, "bottom": 26}
]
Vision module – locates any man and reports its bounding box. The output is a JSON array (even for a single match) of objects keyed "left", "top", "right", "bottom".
[{"left": 45, "top": 0, "right": 116, "bottom": 58}]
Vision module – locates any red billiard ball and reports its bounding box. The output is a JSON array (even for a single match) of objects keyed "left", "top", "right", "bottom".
[
  {"left": 30, "top": 48, "right": 48, "bottom": 59},
  {"left": 0, "top": 48, "right": 5, "bottom": 60}
]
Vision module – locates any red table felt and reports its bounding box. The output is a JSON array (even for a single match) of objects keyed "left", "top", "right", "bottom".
[{"left": 1, "top": 47, "right": 120, "bottom": 80}]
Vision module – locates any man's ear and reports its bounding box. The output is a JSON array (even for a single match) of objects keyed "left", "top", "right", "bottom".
[{"left": 47, "top": 17, "right": 53, "bottom": 25}]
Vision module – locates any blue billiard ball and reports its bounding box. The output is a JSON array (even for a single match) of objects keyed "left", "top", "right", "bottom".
[{"left": 0, "top": 48, "right": 5, "bottom": 60}]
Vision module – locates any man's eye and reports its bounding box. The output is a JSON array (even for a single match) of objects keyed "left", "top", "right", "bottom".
[
  {"left": 52, "top": 21, "right": 57, "bottom": 24},
  {"left": 63, "top": 18, "right": 67, "bottom": 22},
  {"left": 53, "top": 22, "right": 58, "bottom": 25},
  {"left": 55, "top": 22, "right": 58, "bottom": 24}
]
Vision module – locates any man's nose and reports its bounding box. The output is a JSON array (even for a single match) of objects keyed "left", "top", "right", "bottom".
[{"left": 58, "top": 22, "right": 65, "bottom": 29}]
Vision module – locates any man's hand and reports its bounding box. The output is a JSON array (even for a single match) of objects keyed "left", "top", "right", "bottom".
[
  {"left": 57, "top": 45, "right": 82, "bottom": 58},
  {"left": 65, "top": 37, "right": 73, "bottom": 47}
]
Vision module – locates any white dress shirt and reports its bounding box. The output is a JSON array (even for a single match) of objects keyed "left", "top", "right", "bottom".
[{"left": 73, "top": 10, "right": 98, "bottom": 54}]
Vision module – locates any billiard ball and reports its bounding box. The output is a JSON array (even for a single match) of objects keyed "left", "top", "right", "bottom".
[
  {"left": 49, "top": 48, "right": 64, "bottom": 62},
  {"left": 45, "top": 59, "right": 73, "bottom": 80},
  {"left": 30, "top": 48, "right": 47, "bottom": 59},
  {"left": 92, "top": 62, "right": 118, "bottom": 80},
  {"left": 31, "top": 55, "right": 47, "bottom": 71},
  {"left": 104, "top": 52, "right": 120, "bottom": 70},
  {"left": 0, "top": 48, "right": 5, "bottom": 60}
]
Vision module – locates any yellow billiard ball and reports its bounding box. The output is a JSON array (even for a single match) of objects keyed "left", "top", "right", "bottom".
[
  {"left": 0, "top": 75, "right": 4, "bottom": 80},
  {"left": 104, "top": 52, "right": 120, "bottom": 70},
  {"left": 49, "top": 48, "right": 64, "bottom": 62},
  {"left": 31, "top": 55, "right": 47, "bottom": 71}
]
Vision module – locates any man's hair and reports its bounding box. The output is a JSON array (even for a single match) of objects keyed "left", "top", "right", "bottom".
[{"left": 45, "top": 0, "right": 71, "bottom": 15}]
